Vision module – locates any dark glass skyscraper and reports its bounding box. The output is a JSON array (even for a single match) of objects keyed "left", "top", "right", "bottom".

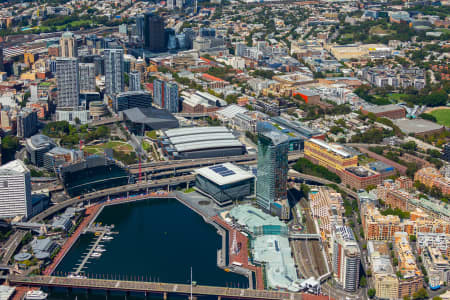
[
  {"left": 114, "top": 91, "right": 152, "bottom": 112},
  {"left": 136, "top": 15, "right": 145, "bottom": 42},
  {"left": 144, "top": 13, "right": 166, "bottom": 52},
  {"left": 0, "top": 46, "right": 4, "bottom": 72}
]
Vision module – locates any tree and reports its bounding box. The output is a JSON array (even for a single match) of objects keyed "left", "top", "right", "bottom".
[
  {"left": 419, "top": 113, "right": 437, "bottom": 122},
  {"left": 430, "top": 186, "right": 443, "bottom": 199},
  {"left": 424, "top": 89, "right": 448, "bottom": 107},
  {"left": 300, "top": 184, "right": 310, "bottom": 197},
  {"left": 21, "top": 91, "right": 31, "bottom": 107},
  {"left": 330, "top": 126, "right": 344, "bottom": 135},
  {"left": 401, "top": 141, "right": 417, "bottom": 151},
  {"left": 95, "top": 126, "right": 109, "bottom": 138},
  {"left": 393, "top": 257, "right": 399, "bottom": 266},
  {"left": 409, "top": 235, "right": 417, "bottom": 242},
  {"left": 1, "top": 136, "right": 20, "bottom": 163},
  {"left": 368, "top": 288, "right": 376, "bottom": 298},
  {"left": 412, "top": 288, "right": 428, "bottom": 300},
  {"left": 293, "top": 158, "right": 341, "bottom": 183},
  {"left": 365, "top": 185, "right": 377, "bottom": 192},
  {"left": 360, "top": 275, "right": 367, "bottom": 287}
]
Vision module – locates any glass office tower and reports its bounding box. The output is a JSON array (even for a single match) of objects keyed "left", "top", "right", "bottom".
[{"left": 256, "top": 130, "right": 289, "bottom": 213}]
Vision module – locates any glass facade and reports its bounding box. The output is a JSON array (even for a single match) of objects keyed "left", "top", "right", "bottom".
[
  {"left": 195, "top": 175, "right": 255, "bottom": 206},
  {"left": 256, "top": 131, "right": 289, "bottom": 212}
]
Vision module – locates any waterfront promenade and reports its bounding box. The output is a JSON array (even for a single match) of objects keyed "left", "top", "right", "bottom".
[
  {"left": 43, "top": 204, "right": 102, "bottom": 275},
  {"left": 212, "top": 216, "right": 264, "bottom": 290}
]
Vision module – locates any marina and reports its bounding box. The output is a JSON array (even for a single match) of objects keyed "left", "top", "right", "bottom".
[
  {"left": 73, "top": 221, "right": 117, "bottom": 275},
  {"left": 54, "top": 197, "right": 249, "bottom": 288}
]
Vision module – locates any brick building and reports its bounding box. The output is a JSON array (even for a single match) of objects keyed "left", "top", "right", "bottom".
[
  {"left": 341, "top": 166, "right": 383, "bottom": 190},
  {"left": 360, "top": 104, "right": 406, "bottom": 119},
  {"left": 415, "top": 167, "right": 450, "bottom": 195}
]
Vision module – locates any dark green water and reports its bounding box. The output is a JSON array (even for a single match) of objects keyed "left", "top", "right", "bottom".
[{"left": 51, "top": 198, "right": 247, "bottom": 299}]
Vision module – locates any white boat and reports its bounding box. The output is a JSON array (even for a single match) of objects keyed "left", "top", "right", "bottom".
[
  {"left": 91, "top": 252, "right": 102, "bottom": 258},
  {"left": 94, "top": 247, "right": 106, "bottom": 252},
  {"left": 25, "top": 290, "right": 48, "bottom": 300},
  {"left": 68, "top": 274, "right": 87, "bottom": 279},
  {"left": 102, "top": 236, "right": 114, "bottom": 241}
]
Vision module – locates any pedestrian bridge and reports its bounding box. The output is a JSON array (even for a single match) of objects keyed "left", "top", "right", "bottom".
[
  {"left": 12, "top": 222, "right": 50, "bottom": 230},
  {"left": 8, "top": 275, "right": 307, "bottom": 300},
  {"left": 288, "top": 233, "right": 321, "bottom": 240}
]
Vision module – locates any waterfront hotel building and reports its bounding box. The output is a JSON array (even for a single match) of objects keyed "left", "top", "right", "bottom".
[{"left": 0, "top": 160, "right": 32, "bottom": 219}]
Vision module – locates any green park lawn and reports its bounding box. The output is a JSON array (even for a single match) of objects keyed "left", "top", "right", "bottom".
[
  {"left": 39, "top": 20, "right": 94, "bottom": 32},
  {"left": 83, "top": 141, "right": 133, "bottom": 155},
  {"left": 430, "top": 109, "right": 450, "bottom": 127},
  {"left": 388, "top": 93, "right": 408, "bottom": 102},
  {"left": 145, "top": 130, "right": 158, "bottom": 139}
]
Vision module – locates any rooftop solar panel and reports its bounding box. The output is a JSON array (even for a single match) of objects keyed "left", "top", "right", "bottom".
[
  {"left": 208, "top": 164, "right": 237, "bottom": 177},
  {"left": 209, "top": 165, "right": 223, "bottom": 170},
  {"left": 221, "top": 171, "right": 235, "bottom": 176}
]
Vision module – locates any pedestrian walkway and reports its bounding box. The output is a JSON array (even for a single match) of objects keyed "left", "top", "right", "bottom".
[
  {"left": 212, "top": 216, "right": 264, "bottom": 290},
  {"left": 43, "top": 204, "right": 102, "bottom": 275}
]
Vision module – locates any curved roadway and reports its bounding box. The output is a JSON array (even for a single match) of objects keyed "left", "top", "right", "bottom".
[
  {"left": 289, "top": 170, "right": 358, "bottom": 199},
  {"left": 30, "top": 175, "right": 195, "bottom": 222}
]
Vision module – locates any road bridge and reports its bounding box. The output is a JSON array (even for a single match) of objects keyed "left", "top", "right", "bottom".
[
  {"left": 31, "top": 175, "right": 195, "bottom": 223},
  {"left": 130, "top": 152, "right": 303, "bottom": 169},
  {"left": 1, "top": 231, "right": 26, "bottom": 265},
  {"left": 288, "top": 171, "right": 358, "bottom": 199},
  {"left": 31, "top": 177, "right": 58, "bottom": 183},
  {"left": 129, "top": 152, "right": 303, "bottom": 175},
  {"left": 174, "top": 112, "right": 215, "bottom": 118},
  {"left": 88, "top": 116, "right": 121, "bottom": 127},
  {"left": 11, "top": 222, "right": 50, "bottom": 230},
  {"left": 8, "top": 275, "right": 305, "bottom": 300}
]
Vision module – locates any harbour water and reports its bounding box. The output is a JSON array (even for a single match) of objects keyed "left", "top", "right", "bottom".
[{"left": 51, "top": 198, "right": 247, "bottom": 299}]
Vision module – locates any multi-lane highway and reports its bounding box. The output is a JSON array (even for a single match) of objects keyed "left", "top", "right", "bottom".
[
  {"left": 129, "top": 152, "right": 303, "bottom": 175},
  {"left": 31, "top": 175, "right": 195, "bottom": 222}
]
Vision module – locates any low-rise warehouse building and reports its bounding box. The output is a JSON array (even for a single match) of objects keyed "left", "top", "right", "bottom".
[
  {"left": 394, "top": 118, "right": 445, "bottom": 137},
  {"left": 195, "top": 163, "right": 255, "bottom": 206},
  {"left": 360, "top": 104, "right": 406, "bottom": 119},
  {"left": 160, "top": 126, "right": 246, "bottom": 160}
]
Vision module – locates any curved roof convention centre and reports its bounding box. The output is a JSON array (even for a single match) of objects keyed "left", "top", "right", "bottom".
[
  {"left": 162, "top": 126, "right": 245, "bottom": 159},
  {"left": 168, "top": 132, "right": 236, "bottom": 145},
  {"left": 173, "top": 140, "right": 243, "bottom": 152},
  {"left": 164, "top": 126, "right": 230, "bottom": 138}
]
